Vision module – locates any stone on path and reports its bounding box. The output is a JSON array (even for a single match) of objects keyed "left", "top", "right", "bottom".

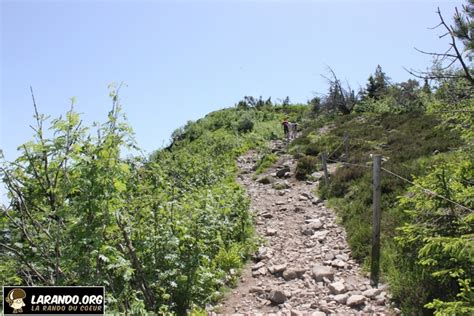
[
  {"left": 249, "top": 287, "right": 265, "bottom": 295},
  {"left": 282, "top": 268, "right": 306, "bottom": 281},
  {"left": 363, "top": 288, "right": 382, "bottom": 298},
  {"left": 333, "top": 293, "right": 349, "bottom": 304},
  {"left": 346, "top": 294, "right": 366, "bottom": 306},
  {"left": 255, "top": 247, "right": 270, "bottom": 261},
  {"left": 301, "top": 219, "right": 323, "bottom": 236},
  {"left": 268, "top": 290, "right": 287, "bottom": 304},
  {"left": 311, "top": 265, "right": 335, "bottom": 282},
  {"left": 268, "top": 264, "right": 287, "bottom": 274},
  {"left": 328, "top": 281, "right": 346, "bottom": 294},
  {"left": 266, "top": 227, "right": 277, "bottom": 236},
  {"left": 257, "top": 176, "right": 273, "bottom": 184},
  {"left": 252, "top": 261, "right": 265, "bottom": 271},
  {"left": 252, "top": 267, "right": 267, "bottom": 277}
]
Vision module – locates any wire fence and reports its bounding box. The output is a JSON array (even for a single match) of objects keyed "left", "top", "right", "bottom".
[
  {"left": 381, "top": 167, "right": 473, "bottom": 212},
  {"left": 322, "top": 134, "right": 473, "bottom": 212},
  {"left": 326, "top": 157, "right": 371, "bottom": 170},
  {"left": 318, "top": 132, "right": 473, "bottom": 285}
]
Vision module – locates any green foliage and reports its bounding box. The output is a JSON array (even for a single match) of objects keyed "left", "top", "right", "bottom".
[
  {"left": 272, "top": 182, "right": 289, "bottom": 190},
  {"left": 295, "top": 155, "right": 319, "bottom": 180},
  {"left": 235, "top": 96, "right": 273, "bottom": 109},
  {"left": 236, "top": 117, "right": 254, "bottom": 134},
  {"left": 320, "top": 77, "right": 358, "bottom": 115},
  {"left": 0, "top": 92, "right": 306, "bottom": 314},
  {"left": 453, "top": 0, "right": 474, "bottom": 53},
  {"left": 394, "top": 152, "right": 474, "bottom": 315},
  {"left": 356, "top": 78, "right": 427, "bottom": 114},
  {"left": 307, "top": 97, "right": 321, "bottom": 113},
  {"left": 325, "top": 166, "right": 367, "bottom": 198},
  {"left": 291, "top": 106, "right": 470, "bottom": 313},
  {"left": 212, "top": 243, "right": 245, "bottom": 277},
  {"left": 256, "top": 176, "right": 272, "bottom": 184},
  {"left": 254, "top": 152, "right": 278, "bottom": 175},
  {"left": 361, "top": 65, "right": 390, "bottom": 101}
]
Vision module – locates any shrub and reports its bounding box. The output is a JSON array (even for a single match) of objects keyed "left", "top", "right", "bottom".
[
  {"left": 304, "top": 144, "right": 320, "bottom": 156},
  {"left": 256, "top": 176, "right": 272, "bottom": 184},
  {"left": 272, "top": 181, "right": 290, "bottom": 190},
  {"left": 328, "top": 166, "right": 367, "bottom": 197},
  {"left": 236, "top": 117, "right": 254, "bottom": 133},
  {"left": 254, "top": 153, "right": 278, "bottom": 175},
  {"left": 295, "top": 155, "right": 319, "bottom": 180},
  {"left": 0, "top": 93, "right": 308, "bottom": 314},
  {"left": 394, "top": 152, "right": 474, "bottom": 315}
]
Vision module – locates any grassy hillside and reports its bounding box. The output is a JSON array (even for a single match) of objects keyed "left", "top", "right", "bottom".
[
  {"left": 292, "top": 111, "right": 463, "bottom": 257},
  {"left": 290, "top": 103, "right": 473, "bottom": 314}
]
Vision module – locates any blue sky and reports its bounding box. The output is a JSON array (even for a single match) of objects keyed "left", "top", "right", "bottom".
[{"left": 1, "top": 0, "right": 465, "bottom": 164}]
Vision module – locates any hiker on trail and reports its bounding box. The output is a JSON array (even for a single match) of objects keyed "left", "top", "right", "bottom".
[
  {"left": 290, "top": 122, "right": 298, "bottom": 139},
  {"left": 282, "top": 118, "right": 290, "bottom": 140}
]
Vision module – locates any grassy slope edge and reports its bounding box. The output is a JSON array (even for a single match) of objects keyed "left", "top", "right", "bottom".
[{"left": 290, "top": 111, "right": 473, "bottom": 315}]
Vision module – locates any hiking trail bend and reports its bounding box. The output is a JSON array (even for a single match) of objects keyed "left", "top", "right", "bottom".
[{"left": 212, "top": 139, "right": 395, "bottom": 316}]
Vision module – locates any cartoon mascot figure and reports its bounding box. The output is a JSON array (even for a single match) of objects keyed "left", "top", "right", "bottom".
[{"left": 6, "top": 288, "right": 27, "bottom": 313}]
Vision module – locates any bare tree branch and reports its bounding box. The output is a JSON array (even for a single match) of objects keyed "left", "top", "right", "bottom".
[
  {"left": 414, "top": 47, "right": 457, "bottom": 59},
  {"left": 436, "top": 7, "right": 474, "bottom": 85},
  {"left": 410, "top": 6, "right": 474, "bottom": 86}
]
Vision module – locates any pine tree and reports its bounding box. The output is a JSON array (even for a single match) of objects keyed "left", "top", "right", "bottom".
[
  {"left": 452, "top": 0, "right": 474, "bottom": 58},
  {"left": 363, "top": 65, "right": 390, "bottom": 100}
]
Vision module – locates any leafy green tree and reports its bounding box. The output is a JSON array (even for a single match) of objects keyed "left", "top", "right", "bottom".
[
  {"left": 390, "top": 79, "right": 425, "bottom": 112},
  {"left": 1, "top": 89, "right": 302, "bottom": 314},
  {"left": 0, "top": 86, "right": 154, "bottom": 312}
]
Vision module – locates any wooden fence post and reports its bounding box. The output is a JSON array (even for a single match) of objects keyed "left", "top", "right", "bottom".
[
  {"left": 321, "top": 153, "right": 329, "bottom": 185},
  {"left": 371, "top": 154, "right": 382, "bottom": 287}
]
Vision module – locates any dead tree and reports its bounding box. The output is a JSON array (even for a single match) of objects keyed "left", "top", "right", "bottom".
[{"left": 321, "top": 67, "right": 357, "bottom": 115}]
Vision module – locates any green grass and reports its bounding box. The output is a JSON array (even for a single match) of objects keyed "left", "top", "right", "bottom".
[{"left": 254, "top": 152, "right": 278, "bottom": 175}]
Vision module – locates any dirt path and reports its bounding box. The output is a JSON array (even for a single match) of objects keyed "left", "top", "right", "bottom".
[{"left": 210, "top": 140, "right": 394, "bottom": 315}]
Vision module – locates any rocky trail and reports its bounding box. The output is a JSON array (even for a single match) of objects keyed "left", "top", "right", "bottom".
[{"left": 211, "top": 140, "right": 395, "bottom": 315}]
